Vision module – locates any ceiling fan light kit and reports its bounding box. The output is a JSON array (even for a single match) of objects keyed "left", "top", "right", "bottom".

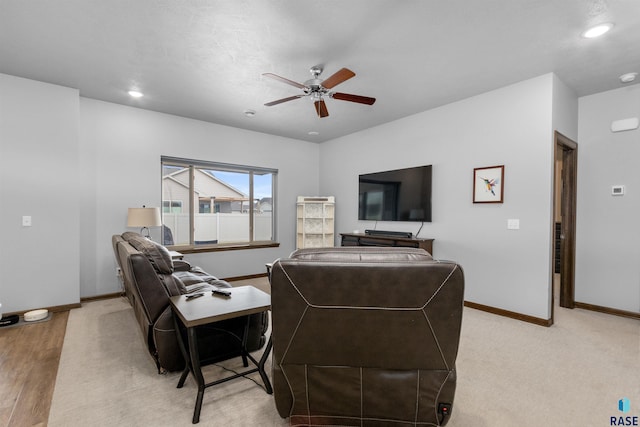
[{"left": 263, "top": 66, "right": 376, "bottom": 118}]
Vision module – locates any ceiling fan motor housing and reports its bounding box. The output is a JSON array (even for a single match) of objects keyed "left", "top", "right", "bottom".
[{"left": 304, "top": 79, "right": 326, "bottom": 93}]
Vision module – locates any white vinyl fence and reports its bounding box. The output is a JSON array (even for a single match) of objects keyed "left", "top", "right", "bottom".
[{"left": 163, "top": 213, "right": 273, "bottom": 245}]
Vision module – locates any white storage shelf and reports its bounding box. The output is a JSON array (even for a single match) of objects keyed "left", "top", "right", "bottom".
[{"left": 296, "top": 196, "right": 335, "bottom": 249}]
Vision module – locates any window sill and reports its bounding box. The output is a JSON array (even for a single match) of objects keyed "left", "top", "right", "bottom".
[{"left": 167, "top": 241, "right": 280, "bottom": 254}]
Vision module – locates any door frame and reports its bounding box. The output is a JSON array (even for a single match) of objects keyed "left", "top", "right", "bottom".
[{"left": 552, "top": 131, "right": 578, "bottom": 318}]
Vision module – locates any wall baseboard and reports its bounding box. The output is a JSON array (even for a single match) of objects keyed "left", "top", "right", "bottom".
[
  {"left": 574, "top": 301, "right": 640, "bottom": 320},
  {"left": 224, "top": 272, "right": 269, "bottom": 282},
  {"left": 32, "top": 278, "right": 269, "bottom": 311},
  {"left": 464, "top": 301, "right": 553, "bottom": 327},
  {"left": 80, "top": 292, "right": 125, "bottom": 303},
  {"left": 11, "top": 292, "right": 636, "bottom": 327}
]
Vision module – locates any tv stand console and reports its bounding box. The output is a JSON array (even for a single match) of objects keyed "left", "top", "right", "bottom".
[{"left": 340, "top": 233, "right": 433, "bottom": 256}]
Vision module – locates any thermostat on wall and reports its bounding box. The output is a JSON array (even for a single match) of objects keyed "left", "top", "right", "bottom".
[{"left": 611, "top": 185, "right": 625, "bottom": 196}]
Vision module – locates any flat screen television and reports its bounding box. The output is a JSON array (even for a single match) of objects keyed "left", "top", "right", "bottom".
[{"left": 358, "top": 165, "right": 432, "bottom": 222}]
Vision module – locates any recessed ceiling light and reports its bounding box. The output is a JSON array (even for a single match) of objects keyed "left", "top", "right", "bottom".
[
  {"left": 582, "top": 23, "right": 613, "bottom": 38},
  {"left": 619, "top": 72, "right": 638, "bottom": 83},
  {"left": 128, "top": 90, "right": 144, "bottom": 98},
  {"left": 244, "top": 109, "right": 256, "bottom": 117},
  {"left": 308, "top": 131, "right": 319, "bottom": 136}
]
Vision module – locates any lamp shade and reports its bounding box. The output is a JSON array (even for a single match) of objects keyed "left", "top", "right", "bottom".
[{"left": 127, "top": 207, "right": 161, "bottom": 227}]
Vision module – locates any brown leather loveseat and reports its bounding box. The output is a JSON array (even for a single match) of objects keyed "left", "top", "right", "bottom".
[
  {"left": 270, "top": 247, "right": 464, "bottom": 426},
  {"left": 112, "top": 232, "right": 268, "bottom": 372}
]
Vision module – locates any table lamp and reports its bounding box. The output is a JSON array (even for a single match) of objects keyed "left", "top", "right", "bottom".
[{"left": 127, "top": 206, "right": 162, "bottom": 238}]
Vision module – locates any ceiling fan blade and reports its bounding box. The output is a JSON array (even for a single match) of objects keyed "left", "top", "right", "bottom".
[
  {"left": 262, "top": 73, "right": 306, "bottom": 89},
  {"left": 314, "top": 99, "right": 329, "bottom": 118},
  {"left": 264, "top": 95, "right": 304, "bottom": 106},
  {"left": 321, "top": 68, "right": 356, "bottom": 89},
  {"left": 332, "top": 92, "right": 376, "bottom": 105}
]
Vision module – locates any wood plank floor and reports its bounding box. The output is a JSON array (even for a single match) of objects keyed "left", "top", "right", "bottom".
[
  {"left": 0, "top": 279, "right": 264, "bottom": 427},
  {"left": 0, "top": 312, "right": 68, "bottom": 427}
]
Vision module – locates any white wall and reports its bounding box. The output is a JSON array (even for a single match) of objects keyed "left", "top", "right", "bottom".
[
  {"left": 552, "top": 74, "right": 579, "bottom": 141},
  {"left": 576, "top": 84, "right": 640, "bottom": 313},
  {"left": 79, "top": 98, "right": 319, "bottom": 297},
  {"left": 4, "top": 71, "right": 633, "bottom": 320},
  {"left": 0, "top": 74, "right": 80, "bottom": 313},
  {"left": 550, "top": 74, "right": 579, "bottom": 315},
  {"left": 320, "top": 74, "right": 559, "bottom": 320}
]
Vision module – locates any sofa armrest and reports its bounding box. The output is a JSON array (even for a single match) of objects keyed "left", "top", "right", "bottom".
[{"left": 173, "top": 260, "right": 192, "bottom": 271}]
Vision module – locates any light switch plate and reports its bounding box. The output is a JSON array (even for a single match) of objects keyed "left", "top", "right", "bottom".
[
  {"left": 22, "top": 216, "right": 32, "bottom": 227},
  {"left": 507, "top": 219, "right": 520, "bottom": 230}
]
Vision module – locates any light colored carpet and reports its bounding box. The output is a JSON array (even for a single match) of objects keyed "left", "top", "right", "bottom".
[{"left": 49, "top": 279, "right": 639, "bottom": 426}]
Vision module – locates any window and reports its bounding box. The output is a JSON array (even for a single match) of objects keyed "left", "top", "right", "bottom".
[
  {"left": 161, "top": 156, "right": 277, "bottom": 250},
  {"left": 162, "top": 200, "right": 183, "bottom": 213},
  {"left": 199, "top": 201, "right": 211, "bottom": 214}
]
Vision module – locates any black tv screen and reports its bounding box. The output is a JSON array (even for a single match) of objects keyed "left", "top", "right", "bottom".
[{"left": 358, "top": 165, "right": 432, "bottom": 222}]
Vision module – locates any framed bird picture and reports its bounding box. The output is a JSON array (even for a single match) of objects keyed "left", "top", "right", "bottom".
[{"left": 473, "top": 165, "right": 504, "bottom": 203}]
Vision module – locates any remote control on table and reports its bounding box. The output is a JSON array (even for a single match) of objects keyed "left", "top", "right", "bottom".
[{"left": 212, "top": 289, "right": 232, "bottom": 297}]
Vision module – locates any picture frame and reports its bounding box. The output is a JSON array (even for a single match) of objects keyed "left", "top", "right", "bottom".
[{"left": 473, "top": 165, "right": 504, "bottom": 203}]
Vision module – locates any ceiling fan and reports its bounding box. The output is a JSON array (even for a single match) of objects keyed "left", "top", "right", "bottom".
[{"left": 263, "top": 66, "right": 376, "bottom": 118}]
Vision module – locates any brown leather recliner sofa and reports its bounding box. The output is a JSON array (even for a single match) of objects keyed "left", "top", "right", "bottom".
[
  {"left": 270, "top": 247, "right": 464, "bottom": 426},
  {"left": 112, "top": 232, "right": 268, "bottom": 372}
]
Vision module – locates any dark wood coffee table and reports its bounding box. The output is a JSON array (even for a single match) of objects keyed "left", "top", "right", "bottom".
[{"left": 169, "top": 285, "right": 272, "bottom": 424}]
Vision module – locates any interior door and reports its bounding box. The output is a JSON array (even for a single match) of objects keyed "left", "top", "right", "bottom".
[{"left": 554, "top": 131, "right": 578, "bottom": 312}]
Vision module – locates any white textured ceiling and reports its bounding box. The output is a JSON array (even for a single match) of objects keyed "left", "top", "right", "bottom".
[{"left": 1, "top": 0, "right": 639, "bottom": 142}]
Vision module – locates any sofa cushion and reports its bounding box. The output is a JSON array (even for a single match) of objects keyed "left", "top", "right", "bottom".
[
  {"left": 121, "top": 231, "right": 144, "bottom": 242},
  {"left": 126, "top": 236, "right": 174, "bottom": 275},
  {"left": 160, "top": 273, "right": 187, "bottom": 296},
  {"left": 174, "top": 268, "right": 232, "bottom": 289}
]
